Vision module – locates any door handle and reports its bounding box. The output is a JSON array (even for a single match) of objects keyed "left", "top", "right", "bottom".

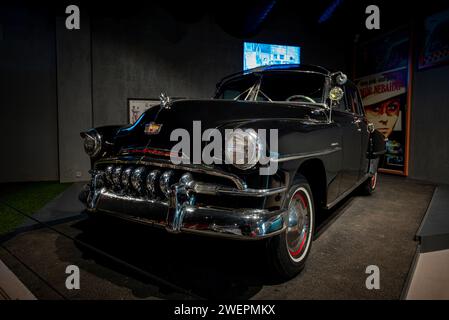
[{"left": 353, "top": 118, "right": 362, "bottom": 132}]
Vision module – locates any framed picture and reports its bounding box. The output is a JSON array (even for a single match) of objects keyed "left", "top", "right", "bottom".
[
  {"left": 418, "top": 9, "right": 449, "bottom": 70},
  {"left": 355, "top": 67, "right": 410, "bottom": 175},
  {"left": 354, "top": 26, "right": 413, "bottom": 176},
  {"left": 128, "top": 98, "right": 160, "bottom": 124}
]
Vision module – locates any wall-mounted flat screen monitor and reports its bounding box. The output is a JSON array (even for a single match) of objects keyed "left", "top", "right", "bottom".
[{"left": 243, "top": 42, "right": 301, "bottom": 71}]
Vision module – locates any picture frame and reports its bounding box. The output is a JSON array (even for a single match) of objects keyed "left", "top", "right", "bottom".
[
  {"left": 127, "top": 98, "right": 160, "bottom": 124},
  {"left": 354, "top": 26, "right": 413, "bottom": 176},
  {"left": 418, "top": 9, "right": 449, "bottom": 70}
]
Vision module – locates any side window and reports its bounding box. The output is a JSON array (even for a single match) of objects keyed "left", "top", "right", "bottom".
[
  {"left": 355, "top": 89, "right": 365, "bottom": 116},
  {"left": 346, "top": 84, "right": 363, "bottom": 115}
]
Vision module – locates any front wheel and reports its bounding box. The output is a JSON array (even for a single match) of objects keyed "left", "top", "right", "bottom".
[{"left": 266, "top": 177, "right": 315, "bottom": 279}]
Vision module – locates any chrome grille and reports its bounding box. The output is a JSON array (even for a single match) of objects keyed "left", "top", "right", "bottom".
[{"left": 94, "top": 163, "right": 238, "bottom": 201}]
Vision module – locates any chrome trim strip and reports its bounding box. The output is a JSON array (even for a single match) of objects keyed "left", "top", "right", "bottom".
[
  {"left": 331, "top": 142, "right": 339, "bottom": 147},
  {"left": 95, "top": 158, "right": 247, "bottom": 190},
  {"left": 192, "top": 182, "right": 286, "bottom": 197},
  {"left": 373, "top": 150, "right": 386, "bottom": 156},
  {"left": 96, "top": 183, "right": 285, "bottom": 200},
  {"left": 272, "top": 147, "right": 342, "bottom": 163},
  {"left": 99, "top": 190, "right": 169, "bottom": 207},
  {"left": 325, "top": 173, "right": 370, "bottom": 209}
]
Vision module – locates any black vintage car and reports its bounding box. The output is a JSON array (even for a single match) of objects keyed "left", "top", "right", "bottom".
[{"left": 80, "top": 64, "right": 385, "bottom": 278}]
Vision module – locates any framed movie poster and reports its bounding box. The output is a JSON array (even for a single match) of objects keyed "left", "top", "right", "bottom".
[
  {"left": 355, "top": 27, "right": 412, "bottom": 176},
  {"left": 356, "top": 68, "right": 409, "bottom": 174},
  {"left": 128, "top": 99, "right": 160, "bottom": 124},
  {"left": 418, "top": 9, "right": 449, "bottom": 70}
]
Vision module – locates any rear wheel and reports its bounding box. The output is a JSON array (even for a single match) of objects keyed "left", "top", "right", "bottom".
[{"left": 266, "top": 177, "right": 315, "bottom": 279}]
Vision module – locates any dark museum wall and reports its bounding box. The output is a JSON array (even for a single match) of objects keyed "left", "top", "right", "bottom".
[
  {"left": 89, "top": 5, "right": 348, "bottom": 128},
  {"left": 409, "top": 64, "right": 449, "bottom": 184},
  {"left": 1, "top": 2, "right": 448, "bottom": 185},
  {"left": 55, "top": 14, "right": 92, "bottom": 184},
  {"left": 0, "top": 3, "right": 348, "bottom": 183},
  {"left": 0, "top": 5, "right": 59, "bottom": 182}
]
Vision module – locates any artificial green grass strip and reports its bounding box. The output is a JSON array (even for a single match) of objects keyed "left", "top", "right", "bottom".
[{"left": 0, "top": 181, "right": 71, "bottom": 235}]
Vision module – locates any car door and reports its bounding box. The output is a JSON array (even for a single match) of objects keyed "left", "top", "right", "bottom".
[
  {"left": 345, "top": 83, "right": 370, "bottom": 180},
  {"left": 332, "top": 84, "right": 363, "bottom": 194}
]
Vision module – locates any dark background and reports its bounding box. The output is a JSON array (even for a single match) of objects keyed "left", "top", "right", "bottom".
[{"left": 0, "top": 0, "right": 448, "bottom": 184}]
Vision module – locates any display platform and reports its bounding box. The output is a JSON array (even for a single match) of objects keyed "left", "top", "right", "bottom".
[
  {"left": 403, "top": 184, "right": 449, "bottom": 299},
  {"left": 0, "top": 175, "right": 435, "bottom": 299},
  {"left": 416, "top": 185, "right": 449, "bottom": 253}
]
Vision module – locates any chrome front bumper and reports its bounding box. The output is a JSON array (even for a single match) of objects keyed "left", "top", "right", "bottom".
[
  {"left": 83, "top": 170, "right": 287, "bottom": 240},
  {"left": 87, "top": 189, "right": 286, "bottom": 239}
]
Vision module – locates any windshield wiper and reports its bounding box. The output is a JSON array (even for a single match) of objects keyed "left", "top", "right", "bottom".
[
  {"left": 233, "top": 85, "right": 254, "bottom": 101},
  {"left": 255, "top": 89, "right": 272, "bottom": 102}
]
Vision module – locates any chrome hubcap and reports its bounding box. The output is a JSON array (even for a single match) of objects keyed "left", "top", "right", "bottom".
[{"left": 286, "top": 188, "right": 311, "bottom": 262}]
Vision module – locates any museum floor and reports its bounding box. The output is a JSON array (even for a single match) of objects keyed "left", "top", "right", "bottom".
[{"left": 0, "top": 175, "right": 436, "bottom": 299}]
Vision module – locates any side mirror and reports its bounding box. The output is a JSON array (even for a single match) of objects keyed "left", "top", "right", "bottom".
[
  {"left": 329, "top": 86, "right": 344, "bottom": 102},
  {"left": 330, "top": 71, "right": 348, "bottom": 85},
  {"left": 336, "top": 73, "right": 347, "bottom": 85}
]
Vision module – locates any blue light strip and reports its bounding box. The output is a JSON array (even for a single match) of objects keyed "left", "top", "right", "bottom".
[{"left": 318, "top": 0, "right": 344, "bottom": 24}]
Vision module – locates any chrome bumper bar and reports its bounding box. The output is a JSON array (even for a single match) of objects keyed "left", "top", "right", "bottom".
[
  {"left": 87, "top": 189, "right": 286, "bottom": 240},
  {"left": 83, "top": 168, "right": 287, "bottom": 239}
]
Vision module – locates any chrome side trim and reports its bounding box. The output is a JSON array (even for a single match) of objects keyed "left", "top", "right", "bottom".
[
  {"left": 95, "top": 158, "right": 247, "bottom": 190},
  {"left": 192, "top": 182, "right": 286, "bottom": 197},
  {"left": 272, "top": 146, "right": 342, "bottom": 163},
  {"left": 325, "top": 173, "right": 370, "bottom": 209},
  {"left": 373, "top": 150, "right": 387, "bottom": 156}
]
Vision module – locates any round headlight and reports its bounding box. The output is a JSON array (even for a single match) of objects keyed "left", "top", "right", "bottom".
[
  {"left": 82, "top": 129, "right": 102, "bottom": 157},
  {"left": 225, "top": 130, "right": 263, "bottom": 170}
]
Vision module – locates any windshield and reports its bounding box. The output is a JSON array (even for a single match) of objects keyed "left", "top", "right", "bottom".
[{"left": 215, "top": 71, "right": 326, "bottom": 104}]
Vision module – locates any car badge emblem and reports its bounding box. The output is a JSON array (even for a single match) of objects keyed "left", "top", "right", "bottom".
[{"left": 144, "top": 122, "right": 162, "bottom": 135}]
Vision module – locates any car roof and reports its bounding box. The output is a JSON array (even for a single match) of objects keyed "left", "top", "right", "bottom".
[
  {"left": 216, "top": 64, "right": 333, "bottom": 88},
  {"left": 246, "top": 64, "right": 332, "bottom": 75}
]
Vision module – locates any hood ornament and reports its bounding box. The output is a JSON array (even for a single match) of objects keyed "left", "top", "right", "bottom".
[{"left": 160, "top": 92, "right": 171, "bottom": 109}]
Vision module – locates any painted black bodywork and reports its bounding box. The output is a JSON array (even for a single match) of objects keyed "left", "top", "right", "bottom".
[{"left": 82, "top": 64, "right": 385, "bottom": 216}]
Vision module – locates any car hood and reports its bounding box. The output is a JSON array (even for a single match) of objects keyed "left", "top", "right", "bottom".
[{"left": 114, "top": 99, "right": 328, "bottom": 152}]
